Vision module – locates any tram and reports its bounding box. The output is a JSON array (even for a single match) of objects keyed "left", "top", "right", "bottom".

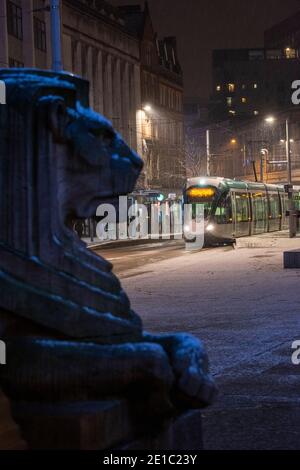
[{"left": 183, "top": 177, "right": 300, "bottom": 245}]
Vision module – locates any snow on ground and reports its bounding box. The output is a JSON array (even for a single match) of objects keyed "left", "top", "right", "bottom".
[{"left": 119, "top": 234, "right": 300, "bottom": 449}]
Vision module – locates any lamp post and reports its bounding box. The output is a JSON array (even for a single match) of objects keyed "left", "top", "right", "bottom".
[
  {"left": 50, "top": 0, "right": 63, "bottom": 72},
  {"left": 285, "top": 117, "right": 292, "bottom": 185},
  {"left": 206, "top": 129, "right": 210, "bottom": 177},
  {"left": 265, "top": 115, "right": 296, "bottom": 238}
]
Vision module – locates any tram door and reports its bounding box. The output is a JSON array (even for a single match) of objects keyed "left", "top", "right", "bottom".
[
  {"left": 233, "top": 191, "right": 251, "bottom": 237},
  {"left": 251, "top": 191, "right": 268, "bottom": 235},
  {"left": 280, "top": 192, "right": 289, "bottom": 230},
  {"left": 268, "top": 191, "right": 281, "bottom": 232}
]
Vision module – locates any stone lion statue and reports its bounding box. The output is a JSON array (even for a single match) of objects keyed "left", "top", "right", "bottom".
[{"left": 0, "top": 70, "right": 216, "bottom": 432}]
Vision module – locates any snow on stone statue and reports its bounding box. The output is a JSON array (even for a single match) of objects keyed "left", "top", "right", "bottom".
[{"left": 0, "top": 70, "right": 216, "bottom": 440}]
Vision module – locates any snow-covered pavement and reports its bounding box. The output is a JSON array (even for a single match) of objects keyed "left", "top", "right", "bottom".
[{"left": 114, "top": 234, "right": 300, "bottom": 449}]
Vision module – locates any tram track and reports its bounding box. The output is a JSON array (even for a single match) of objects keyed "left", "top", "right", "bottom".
[{"left": 92, "top": 239, "right": 232, "bottom": 276}]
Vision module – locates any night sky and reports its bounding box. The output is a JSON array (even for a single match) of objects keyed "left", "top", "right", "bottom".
[{"left": 112, "top": 0, "right": 300, "bottom": 101}]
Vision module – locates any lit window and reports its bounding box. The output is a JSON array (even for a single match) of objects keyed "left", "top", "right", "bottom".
[
  {"left": 242, "top": 84, "right": 246, "bottom": 90},
  {"left": 227, "top": 97, "right": 232, "bottom": 106},
  {"left": 254, "top": 83, "right": 258, "bottom": 89},
  {"left": 241, "top": 97, "right": 247, "bottom": 103},
  {"left": 228, "top": 83, "right": 235, "bottom": 92},
  {"left": 229, "top": 109, "right": 236, "bottom": 115},
  {"left": 216, "top": 85, "right": 221, "bottom": 91},
  {"left": 285, "top": 47, "right": 296, "bottom": 59},
  {"left": 254, "top": 110, "right": 259, "bottom": 115}
]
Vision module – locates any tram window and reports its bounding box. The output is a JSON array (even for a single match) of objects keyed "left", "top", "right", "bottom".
[
  {"left": 252, "top": 193, "right": 266, "bottom": 221},
  {"left": 268, "top": 193, "right": 281, "bottom": 219},
  {"left": 187, "top": 187, "right": 216, "bottom": 220},
  {"left": 293, "top": 193, "right": 300, "bottom": 211},
  {"left": 215, "top": 193, "right": 232, "bottom": 224},
  {"left": 235, "top": 193, "right": 249, "bottom": 222}
]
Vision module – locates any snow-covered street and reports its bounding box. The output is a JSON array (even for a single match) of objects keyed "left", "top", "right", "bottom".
[{"left": 97, "top": 233, "right": 300, "bottom": 449}]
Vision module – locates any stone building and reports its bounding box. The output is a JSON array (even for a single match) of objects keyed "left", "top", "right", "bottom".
[
  {"left": 0, "top": 0, "right": 142, "bottom": 153},
  {"left": 120, "top": 3, "right": 185, "bottom": 196}
]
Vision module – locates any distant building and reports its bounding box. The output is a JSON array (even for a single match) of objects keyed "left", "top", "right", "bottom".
[
  {"left": 183, "top": 98, "right": 210, "bottom": 177},
  {"left": 210, "top": 48, "right": 300, "bottom": 122},
  {"left": 264, "top": 10, "right": 300, "bottom": 56},
  {"left": 120, "top": 3, "right": 185, "bottom": 196},
  {"left": 184, "top": 97, "right": 209, "bottom": 127}
]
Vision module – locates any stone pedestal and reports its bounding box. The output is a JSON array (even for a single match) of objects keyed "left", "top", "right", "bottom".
[
  {"left": 284, "top": 249, "right": 300, "bottom": 268},
  {"left": 0, "top": 390, "right": 26, "bottom": 450},
  {"left": 12, "top": 401, "right": 202, "bottom": 450}
]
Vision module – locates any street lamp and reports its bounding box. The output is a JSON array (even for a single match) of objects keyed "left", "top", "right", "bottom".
[
  {"left": 265, "top": 116, "right": 276, "bottom": 124},
  {"left": 50, "top": 0, "right": 63, "bottom": 72},
  {"left": 265, "top": 115, "right": 296, "bottom": 238},
  {"left": 265, "top": 115, "right": 292, "bottom": 185},
  {"left": 143, "top": 104, "right": 152, "bottom": 112}
]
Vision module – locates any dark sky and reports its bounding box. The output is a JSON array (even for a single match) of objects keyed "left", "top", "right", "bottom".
[{"left": 112, "top": 0, "right": 300, "bottom": 101}]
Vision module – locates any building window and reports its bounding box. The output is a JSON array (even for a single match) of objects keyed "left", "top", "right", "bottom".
[
  {"left": 229, "top": 109, "right": 236, "bottom": 115},
  {"left": 7, "top": 1, "right": 23, "bottom": 40},
  {"left": 254, "top": 83, "right": 258, "bottom": 89},
  {"left": 9, "top": 57, "right": 24, "bottom": 68},
  {"left": 227, "top": 97, "right": 232, "bottom": 107},
  {"left": 145, "top": 44, "right": 152, "bottom": 66},
  {"left": 216, "top": 85, "right": 221, "bottom": 91},
  {"left": 241, "top": 97, "right": 247, "bottom": 103},
  {"left": 254, "top": 110, "right": 259, "bottom": 115},
  {"left": 242, "top": 84, "right": 246, "bottom": 90},
  {"left": 34, "top": 17, "right": 47, "bottom": 52},
  {"left": 285, "top": 47, "right": 296, "bottom": 59},
  {"left": 159, "top": 86, "right": 163, "bottom": 106},
  {"left": 228, "top": 83, "right": 235, "bottom": 92}
]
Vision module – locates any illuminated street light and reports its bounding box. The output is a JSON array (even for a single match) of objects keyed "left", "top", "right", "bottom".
[
  {"left": 143, "top": 104, "right": 152, "bottom": 112},
  {"left": 265, "top": 116, "right": 275, "bottom": 124},
  {"left": 230, "top": 138, "right": 237, "bottom": 144},
  {"left": 265, "top": 113, "right": 295, "bottom": 237}
]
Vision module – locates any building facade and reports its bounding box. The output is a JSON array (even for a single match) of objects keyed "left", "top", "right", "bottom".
[
  {"left": 206, "top": 11, "right": 300, "bottom": 184},
  {"left": 121, "top": 3, "right": 185, "bottom": 196},
  {"left": 0, "top": 0, "right": 185, "bottom": 196},
  {"left": 264, "top": 11, "right": 300, "bottom": 56},
  {"left": 0, "top": 0, "right": 142, "bottom": 154},
  {"left": 210, "top": 48, "right": 300, "bottom": 122}
]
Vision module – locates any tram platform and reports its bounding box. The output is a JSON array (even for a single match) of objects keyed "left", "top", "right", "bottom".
[{"left": 236, "top": 230, "right": 300, "bottom": 250}]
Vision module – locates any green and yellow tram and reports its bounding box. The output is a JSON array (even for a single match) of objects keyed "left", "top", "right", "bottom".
[{"left": 184, "top": 177, "right": 300, "bottom": 245}]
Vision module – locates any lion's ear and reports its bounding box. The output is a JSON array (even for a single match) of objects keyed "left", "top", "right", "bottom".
[
  {"left": 38, "top": 96, "right": 68, "bottom": 142},
  {"left": 46, "top": 97, "right": 68, "bottom": 143}
]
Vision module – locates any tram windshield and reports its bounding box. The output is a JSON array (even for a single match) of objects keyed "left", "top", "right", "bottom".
[{"left": 185, "top": 186, "right": 217, "bottom": 219}]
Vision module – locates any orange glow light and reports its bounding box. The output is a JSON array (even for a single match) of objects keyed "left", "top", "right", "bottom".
[{"left": 187, "top": 187, "right": 215, "bottom": 198}]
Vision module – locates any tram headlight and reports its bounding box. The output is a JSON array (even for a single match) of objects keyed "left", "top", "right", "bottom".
[{"left": 206, "top": 224, "right": 215, "bottom": 232}]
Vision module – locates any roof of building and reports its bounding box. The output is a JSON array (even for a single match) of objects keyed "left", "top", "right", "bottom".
[
  {"left": 118, "top": 4, "right": 145, "bottom": 37},
  {"left": 265, "top": 10, "right": 300, "bottom": 44}
]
